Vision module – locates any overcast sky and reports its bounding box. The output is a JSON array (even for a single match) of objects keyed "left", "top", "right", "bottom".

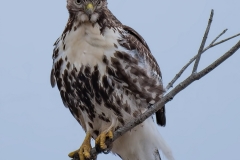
[{"left": 0, "top": 0, "right": 240, "bottom": 160}]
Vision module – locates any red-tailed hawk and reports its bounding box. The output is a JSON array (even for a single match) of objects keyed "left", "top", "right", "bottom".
[{"left": 51, "top": 0, "right": 174, "bottom": 160}]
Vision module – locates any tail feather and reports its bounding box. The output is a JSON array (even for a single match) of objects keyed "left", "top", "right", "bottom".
[{"left": 112, "top": 117, "right": 174, "bottom": 160}]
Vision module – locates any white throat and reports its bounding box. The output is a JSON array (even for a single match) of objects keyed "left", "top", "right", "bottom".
[{"left": 57, "top": 22, "right": 121, "bottom": 70}]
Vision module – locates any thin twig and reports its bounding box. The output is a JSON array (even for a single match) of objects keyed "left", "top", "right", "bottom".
[
  {"left": 166, "top": 57, "right": 194, "bottom": 90},
  {"left": 82, "top": 40, "right": 240, "bottom": 160},
  {"left": 201, "top": 29, "right": 227, "bottom": 52},
  {"left": 192, "top": 9, "right": 214, "bottom": 73}
]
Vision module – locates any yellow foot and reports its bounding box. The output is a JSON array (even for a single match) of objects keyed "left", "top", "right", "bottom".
[
  {"left": 95, "top": 130, "right": 113, "bottom": 150},
  {"left": 68, "top": 132, "right": 92, "bottom": 160}
]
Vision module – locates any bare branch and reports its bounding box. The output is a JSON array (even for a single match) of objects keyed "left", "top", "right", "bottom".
[
  {"left": 192, "top": 9, "right": 214, "bottom": 73},
  {"left": 72, "top": 40, "right": 240, "bottom": 160}
]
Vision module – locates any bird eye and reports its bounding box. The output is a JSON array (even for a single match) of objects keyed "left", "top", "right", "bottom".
[
  {"left": 75, "top": 0, "right": 81, "bottom": 5},
  {"left": 97, "top": 1, "right": 101, "bottom": 5}
]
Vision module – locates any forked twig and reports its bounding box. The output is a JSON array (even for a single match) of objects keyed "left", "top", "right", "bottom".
[{"left": 166, "top": 29, "right": 240, "bottom": 91}]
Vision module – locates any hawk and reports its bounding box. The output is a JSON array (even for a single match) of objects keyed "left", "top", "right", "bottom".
[{"left": 51, "top": 0, "right": 174, "bottom": 160}]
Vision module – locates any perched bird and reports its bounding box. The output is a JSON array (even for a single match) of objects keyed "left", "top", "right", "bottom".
[{"left": 51, "top": 0, "right": 174, "bottom": 159}]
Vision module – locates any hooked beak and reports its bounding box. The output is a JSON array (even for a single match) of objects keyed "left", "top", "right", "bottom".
[{"left": 85, "top": 3, "right": 94, "bottom": 15}]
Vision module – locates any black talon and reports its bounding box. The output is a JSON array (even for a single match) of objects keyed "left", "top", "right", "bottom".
[{"left": 72, "top": 152, "right": 79, "bottom": 160}]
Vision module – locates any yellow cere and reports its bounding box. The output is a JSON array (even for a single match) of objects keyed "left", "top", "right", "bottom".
[{"left": 86, "top": 3, "right": 94, "bottom": 10}]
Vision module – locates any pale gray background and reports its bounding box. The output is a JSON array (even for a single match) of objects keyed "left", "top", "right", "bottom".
[{"left": 0, "top": 0, "right": 239, "bottom": 160}]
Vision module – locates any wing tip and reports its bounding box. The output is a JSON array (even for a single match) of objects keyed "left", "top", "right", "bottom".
[{"left": 156, "top": 105, "right": 166, "bottom": 127}]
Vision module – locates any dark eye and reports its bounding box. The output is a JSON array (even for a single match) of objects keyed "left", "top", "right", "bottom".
[
  {"left": 75, "top": 0, "right": 81, "bottom": 5},
  {"left": 97, "top": 1, "right": 101, "bottom": 5}
]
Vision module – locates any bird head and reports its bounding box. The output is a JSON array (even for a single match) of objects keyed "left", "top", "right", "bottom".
[{"left": 67, "top": 0, "right": 107, "bottom": 23}]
